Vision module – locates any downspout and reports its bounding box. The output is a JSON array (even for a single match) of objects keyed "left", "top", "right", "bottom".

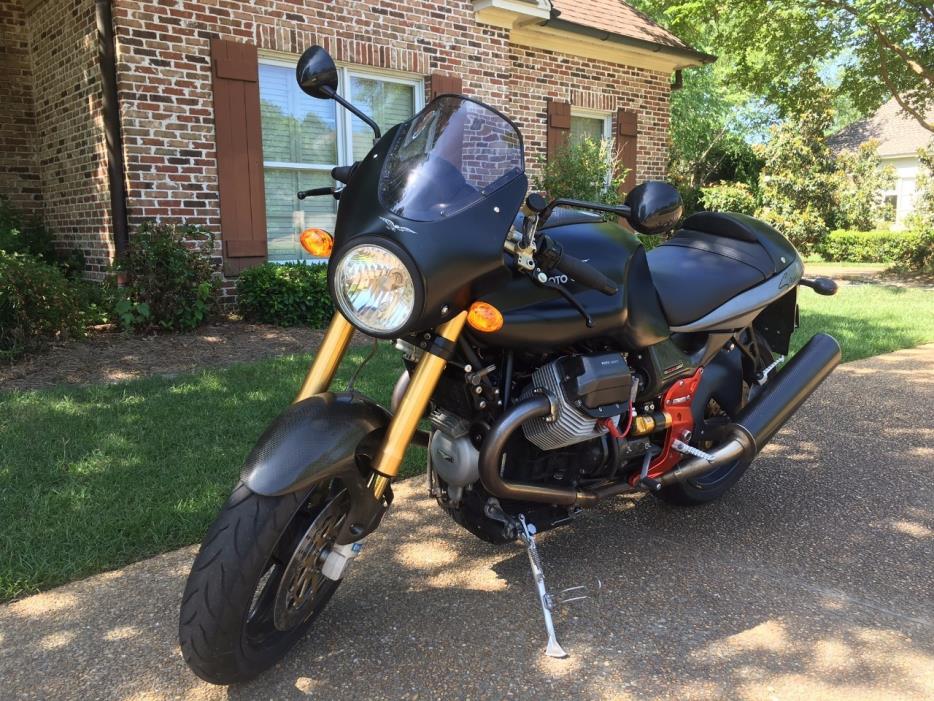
[{"left": 95, "top": 0, "right": 129, "bottom": 259}]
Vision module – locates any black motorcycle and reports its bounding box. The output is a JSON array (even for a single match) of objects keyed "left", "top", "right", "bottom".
[{"left": 179, "top": 46, "right": 842, "bottom": 684}]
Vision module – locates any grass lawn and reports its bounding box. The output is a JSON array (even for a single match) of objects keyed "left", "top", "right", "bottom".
[{"left": 1, "top": 282, "right": 932, "bottom": 601}]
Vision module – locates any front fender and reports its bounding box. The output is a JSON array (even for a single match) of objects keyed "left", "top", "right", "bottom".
[{"left": 241, "top": 392, "right": 391, "bottom": 497}]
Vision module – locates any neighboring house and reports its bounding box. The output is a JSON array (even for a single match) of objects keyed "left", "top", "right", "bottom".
[
  {"left": 829, "top": 99, "right": 933, "bottom": 230},
  {"left": 0, "top": 0, "right": 710, "bottom": 295}
]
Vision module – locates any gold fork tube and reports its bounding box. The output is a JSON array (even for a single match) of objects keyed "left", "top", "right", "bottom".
[
  {"left": 294, "top": 313, "right": 355, "bottom": 403},
  {"left": 371, "top": 311, "right": 469, "bottom": 500}
]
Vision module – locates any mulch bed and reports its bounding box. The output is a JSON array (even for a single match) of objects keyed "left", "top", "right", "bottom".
[{"left": 0, "top": 321, "right": 355, "bottom": 393}]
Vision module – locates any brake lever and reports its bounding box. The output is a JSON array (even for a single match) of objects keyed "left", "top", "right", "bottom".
[{"left": 533, "top": 270, "right": 593, "bottom": 328}]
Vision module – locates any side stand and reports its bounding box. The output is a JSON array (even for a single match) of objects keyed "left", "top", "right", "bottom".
[{"left": 517, "top": 514, "right": 568, "bottom": 658}]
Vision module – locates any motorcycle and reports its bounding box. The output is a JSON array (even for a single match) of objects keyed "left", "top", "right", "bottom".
[{"left": 179, "top": 46, "right": 842, "bottom": 684}]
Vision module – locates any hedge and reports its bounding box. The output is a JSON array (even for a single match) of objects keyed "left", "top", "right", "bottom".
[
  {"left": 816, "top": 229, "right": 932, "bottom": 267},
  {"left": 236, "top": 262, "right": 333, "bottom": 327}
]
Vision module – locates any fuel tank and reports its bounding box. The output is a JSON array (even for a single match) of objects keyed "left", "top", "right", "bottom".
[{"left": 479, "top": 220, "right": 670, "bottom": 350}]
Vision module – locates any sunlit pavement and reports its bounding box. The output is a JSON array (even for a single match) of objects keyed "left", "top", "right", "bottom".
[{"left": 2, "top": 345, "right": 932, "bottom": 701}]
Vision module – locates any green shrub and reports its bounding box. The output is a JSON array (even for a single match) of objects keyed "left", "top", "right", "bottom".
[
  {"left": 816, "top": 229, "right": 933, "bottom": 271},
  {"left": 114, "top": 221, "right": 218, "bottom": 332},
  {"left": 0, "top": 252, "right": 87, "bottom": 360},
  {"left": 818, "top": 229, "right": 908, "bottom": 263},
  {"left": 533, "top": 136, "right": 628, "bottom": 205},
  {"left": 237, "top": 262, "right": 333, "bottom": 327},
  {"left": 889, "top": 230, "right": 934, "bottom": 273},
  {"left": 832, "top": 140, "right": 895, "bottom": 231},
  {"left": 0, "top": 196, "right": 57, "bottom": 262},
  {"left": 700, "top": 181, "right": 757, "bottom": 215},
  {"left": 758, "top": 207, "right": 829, "bottom": 256}
]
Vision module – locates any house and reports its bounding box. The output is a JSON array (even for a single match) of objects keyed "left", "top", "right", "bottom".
[
  {"left": 0, "top": 0, "right": 711, "bottom": 296},
  {"left": 829, "top": 99, "right": 933, "bottom": 230}
]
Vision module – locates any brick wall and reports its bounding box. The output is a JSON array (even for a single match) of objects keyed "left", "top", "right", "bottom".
[
  {"left": 0, "top": 0, "right": 41, "bottom": 217},
  {"left": 26, "top": 0, "right": 113, "bottom": 278},
  {"left": 110, "top": 0, "right": 672, "bottom": 291}
]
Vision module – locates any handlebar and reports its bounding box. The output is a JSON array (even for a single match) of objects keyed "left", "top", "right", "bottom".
[
  {"left": 537, "top": 235, "right": 618, "bottom": 296},
  {"left": 555, "top": 252, "right": 619, "bottom": 296}
]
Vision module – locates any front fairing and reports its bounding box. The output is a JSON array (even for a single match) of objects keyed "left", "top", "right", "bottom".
[{"left": 330, "top": 124, "right": 528, "bottom": 337}]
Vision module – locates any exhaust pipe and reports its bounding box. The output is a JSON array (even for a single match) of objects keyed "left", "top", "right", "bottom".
[
  {"left": 479, "top": 394, "right": 600, "bottom": 507},
  {"left": 658, "top": 333, "right": 841, "bottom": 487}
]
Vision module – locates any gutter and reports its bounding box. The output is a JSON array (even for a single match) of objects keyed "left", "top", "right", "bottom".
[
  {"left": 540, "top": 16, "right": 716, "bottom": 67},
  {"left": 95, "top": 0, "right": 129, "bottom": 258}
]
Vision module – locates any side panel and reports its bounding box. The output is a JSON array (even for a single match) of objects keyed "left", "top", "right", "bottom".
[{"left": 670, "top": 258, "right": 803, "bottom": 333}]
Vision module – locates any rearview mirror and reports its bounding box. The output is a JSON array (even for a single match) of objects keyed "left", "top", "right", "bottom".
[
  {"left": 296, "top": 46, "right": 339, "bottom": 99},
  {"left": 625, "top": 181, "right": 683, "bottom": 235}
]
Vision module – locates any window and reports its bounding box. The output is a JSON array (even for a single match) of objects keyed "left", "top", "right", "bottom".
[
  {"left": 570, "top": 109, "right": 613, "bottom": 184},
  {"left": 570, "top": 110, "right": 611, "bottom": 145},
  {"left": 259, "top": 59, "right": 423, "bottom": 262}
]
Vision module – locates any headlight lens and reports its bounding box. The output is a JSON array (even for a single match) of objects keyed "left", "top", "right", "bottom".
[{"left": 333, "top": 244, "right": 416, "bottom": 334}]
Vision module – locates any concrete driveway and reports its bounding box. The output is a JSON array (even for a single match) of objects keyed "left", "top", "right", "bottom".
[{"left": 1, "top": 345, "right": 932, "bottom": 701}]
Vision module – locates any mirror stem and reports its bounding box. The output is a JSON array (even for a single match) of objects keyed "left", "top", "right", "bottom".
[{"left": 322, "top": 85, "right": 382, "bottom": 140}]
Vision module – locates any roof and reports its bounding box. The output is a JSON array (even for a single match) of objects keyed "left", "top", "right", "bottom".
[
  {"left": 828, "top": 99, "right": 933, "bottom": 158},
  {"left": 551, "top": 0, "right": 700, "bottom": 55}
]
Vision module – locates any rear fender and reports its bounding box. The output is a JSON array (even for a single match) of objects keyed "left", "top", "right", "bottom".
[{"left": 240, "top": 392, "right": 392, "bottom": 544}]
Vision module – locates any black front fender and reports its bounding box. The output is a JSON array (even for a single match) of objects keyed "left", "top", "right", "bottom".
[{"left": 241, "top": 392, "right": 391, "bottom": 497}]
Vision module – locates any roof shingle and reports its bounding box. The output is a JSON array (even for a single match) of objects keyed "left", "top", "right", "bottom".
[
  {"left": 828, "top": 99, "right": 933, "bottom": 157},
  {"left": 551, "top": 0, "right": 693, "bottom": 51}
]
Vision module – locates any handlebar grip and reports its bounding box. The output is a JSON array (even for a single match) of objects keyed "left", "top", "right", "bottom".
[
  {"left": 556, "top": 253, "right": 618, "bottom": 296},
  {"left": 297, "top": 187, "right": 334, "bottom": 200},
  {"left": 331, "top": 163, "right": 358, "bottom": 184}
]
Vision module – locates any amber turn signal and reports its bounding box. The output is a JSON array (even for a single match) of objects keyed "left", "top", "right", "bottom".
[
  {"left": 467, "top": 301, "right": 504, "bottom": 333},
  {"left": 299, "top": 228, "right": 334, "bottom": 258}
]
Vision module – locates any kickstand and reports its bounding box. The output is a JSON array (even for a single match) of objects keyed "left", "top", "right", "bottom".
[{"left": 517, "top": 514, "right": 568, "bottom": 659}]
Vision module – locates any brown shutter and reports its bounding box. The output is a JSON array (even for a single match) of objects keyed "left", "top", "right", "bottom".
[
  {"left": 430, "top": 72, "right": 463, "bottom": 99},
  {"left": 616, "top": 109, "right": 638, "bottom": 196},
  {"left": 211, "top": 38, "right": 267, "bottom": 276},
  {"left": 546, "top": 99, "right": 571, "bottom": 161}
]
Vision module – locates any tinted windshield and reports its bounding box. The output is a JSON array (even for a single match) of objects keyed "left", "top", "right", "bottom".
[{"left": 379, "top": 96, "right": 524, "bottom": 222}]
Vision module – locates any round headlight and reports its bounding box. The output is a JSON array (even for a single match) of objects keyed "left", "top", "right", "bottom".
[{"left": 333, "top": 244, "right": 416, "bottom": 335}]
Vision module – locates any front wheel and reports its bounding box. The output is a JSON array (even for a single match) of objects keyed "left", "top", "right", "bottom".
[{"left": 179, "top": 480, "right": 350, "bottom": 685}]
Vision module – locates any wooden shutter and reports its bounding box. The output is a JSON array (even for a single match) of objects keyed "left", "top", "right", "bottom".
[
  {"left": 430, "top": 72, "right": 463, "bottom": 99},
  {"left": 546, "top": 99, "right": 571, "bottom": 161},
  {"left": 616, "top": 109, "right": 638, "bottom": 196},
  {"left": 211, "top": 38, "right": 267, "bottom": 276}
]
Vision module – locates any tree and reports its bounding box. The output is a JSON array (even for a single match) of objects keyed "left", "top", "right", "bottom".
[
  {"left": 634, "top": 0, "right": 933, "bottom": 132},
  {"left": 668, "top": 65, "right": 766, "bottom": 191},
  {"left": 755, "top": 101, "right": 839, "bottom": 253},
  {"left": 832, "top": 140, "right": 896, "bottom": 230}
]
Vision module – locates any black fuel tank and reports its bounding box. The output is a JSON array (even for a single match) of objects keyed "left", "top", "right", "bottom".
[{"left": 479, "top": 220, "right": 670, "bottom": 350}]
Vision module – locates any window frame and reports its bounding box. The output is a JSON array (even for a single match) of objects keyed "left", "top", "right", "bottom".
[{"left": 257, "top": 55, "right": 425, "bottom": 263}]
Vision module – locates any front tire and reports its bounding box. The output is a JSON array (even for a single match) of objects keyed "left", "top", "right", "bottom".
[{"left": 179, "top": 481, "right": 347, "bottom": 685}]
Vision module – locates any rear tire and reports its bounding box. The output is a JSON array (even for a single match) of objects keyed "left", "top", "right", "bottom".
[
  {"left": 179, "top": 481, "right": 345, "bottom": 685},
  {"left": 655, "top": 389, "right": 753, "bottom": 507}
]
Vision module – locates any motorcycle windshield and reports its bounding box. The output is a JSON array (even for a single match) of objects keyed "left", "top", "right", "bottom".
[{"left": 379, "top": 96, "right": 525, "bottom": 222}]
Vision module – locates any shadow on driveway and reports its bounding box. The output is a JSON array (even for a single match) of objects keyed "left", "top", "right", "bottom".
[{"left": 1, "top": 346, "right": 932, "bottom": 700}]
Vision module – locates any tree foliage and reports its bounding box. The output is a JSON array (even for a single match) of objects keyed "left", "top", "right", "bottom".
[
  {"left": 832, "top": 140, "right": 896, "bottom": 230},
  {"left": 634, "top": 0, "right": 933, "bottom": 132}
]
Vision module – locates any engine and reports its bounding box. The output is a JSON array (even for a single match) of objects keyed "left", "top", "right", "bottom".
[{"left": 521, "top": 353, "right": 635, "bottom": 451}]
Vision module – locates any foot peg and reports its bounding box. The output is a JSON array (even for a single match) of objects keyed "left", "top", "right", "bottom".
[{"left": 517, "top": 514, "right": 568, "bottom": 658}]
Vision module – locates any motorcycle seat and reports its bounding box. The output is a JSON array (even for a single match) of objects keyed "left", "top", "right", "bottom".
[{"left": 646, "top": 212, "right": 797, "bottom": 327}]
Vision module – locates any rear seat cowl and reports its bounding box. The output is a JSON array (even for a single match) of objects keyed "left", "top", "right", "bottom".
[{"left": 682, "top": 211, "right": 799, "bottom": 274}]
